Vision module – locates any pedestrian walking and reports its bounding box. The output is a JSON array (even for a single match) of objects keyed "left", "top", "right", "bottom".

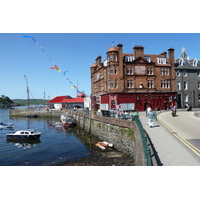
[
  {"left": 146, "top": 106, "right": 151, "bottom": 116},
  {"left": 147, "top": 110, "right": 154, "bottom": 128}
]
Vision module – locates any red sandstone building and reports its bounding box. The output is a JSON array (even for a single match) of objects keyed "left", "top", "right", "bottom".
[{"left": 91, "top": 44, "right": 177, "bottom": 111}]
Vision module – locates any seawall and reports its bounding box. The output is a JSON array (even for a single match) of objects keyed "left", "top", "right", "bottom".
[
  {"left": 69, "top": 111, "right": 145, "bottom": 166},
  {"left": 9, "top": 109, "right": 63, "bottom": 118}
]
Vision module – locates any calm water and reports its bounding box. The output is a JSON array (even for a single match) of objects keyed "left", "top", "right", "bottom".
[{"left": 0, "top": 108, "right": 100, "bottom": 166}]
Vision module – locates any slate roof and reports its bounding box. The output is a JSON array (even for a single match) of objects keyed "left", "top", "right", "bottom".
[{"left": 175, "top": 48, "right": 200, "bottom": 70}]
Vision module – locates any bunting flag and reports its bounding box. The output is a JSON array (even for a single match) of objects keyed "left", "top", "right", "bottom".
[
  {"left": 50, "top": 65, "right": 61, "bottom": 72},
  {"left": 22, "top": 35, "right": 56, "bottom": 66},
  {"left": 22, "top": 35, "right": 86, "bottom": 96}
]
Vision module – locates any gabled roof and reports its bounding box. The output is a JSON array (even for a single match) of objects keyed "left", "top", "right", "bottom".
[
  {"left": 47, "top": 95, "right": 84, "bottom": 104},
  {"left": 47, "top": 96, "right": 72, "bottom": 104}
]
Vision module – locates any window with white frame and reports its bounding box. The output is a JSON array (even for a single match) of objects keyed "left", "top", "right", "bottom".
[
  {"left": 177, "top": 70, "right": 180, "bottom": 76},
  {"left": 157, "top": 57, "right": 166, "bottom": 64},
  {"left": 183, "top": 70, "right": 187, "bottom": 76},
  {"left": 161, "top": 80, "right": 170, "bottom": 88},
  {"left": 198, "top": 94, "right": 200, "bottom": 102},
  {"left": 161, "top": 68, "right": 169, "bottom": 75},
  {"left": 124, "top": 56, "right": 134, "bottom": 62},
  {"left": 198, "top": 82, "right": 200, "bottom": 90},
  {"left": 197, "top": 71, "right": 200, "bottom": 77},
  {"left": 107, "top": 66, "right": 110, "bottom": 75},
  {"left": 144, "top": 57, "right": 151, "bottom": 62},
  {"left": 114, "top": 67, "right": 117, "bottom": 74},
  {"left": 148, "top": 80, "right": 154, "bottom": 88},
  {"left": 110, "top": 67, "right": 113, "bottom": 74},
  {"left": 183, "top": 81, "right": 187, "bottom": 90},
  {"left": 114, "top": 55, "right": 117, "bottom": 62},
  {"left": 103, "top": 59, "right": 108, "bottom": 67},
  {"left": 115, "top": 80, "right": 118, "bottom": 88},
  {"left": 179, "top": 57, "right": 184, "bottom": 66},
  {"left": 126, "top": 67, "right": 133, "bottom": 75},
  {"left": 184, "top": 94, "right": 188, "bottom": 102},
  {"left": 178, "top": 81, "right": 181, "bottom": 90},
  {"left": 127, "top": 80, "right": 134, "bottom": 88},
  {"left": 147, "top": 68, "right": 153, "bottom": 75},
  {"left": 193, "top": 58, "right": 198, "bottom": 66},
  {"left": 110, "top": 80, "right": 114, "bottom": 88}
]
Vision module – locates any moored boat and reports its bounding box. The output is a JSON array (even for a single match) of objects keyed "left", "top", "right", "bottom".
[
  {"left": 60, "top": 114, "right": 76, "bottom": 127},
  {"left": 25, "top": 114, "right": 38, "bottom": 118},
  {"left": 6, "top": 129, "right": 41, "bottom": 140},
  {"left": 0, "top": 123, "right": 14, "bottom": 129}
]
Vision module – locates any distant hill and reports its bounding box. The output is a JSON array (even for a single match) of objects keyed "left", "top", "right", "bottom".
[{"left": 12, "top": 99, "right": 48, "bottom": 106}]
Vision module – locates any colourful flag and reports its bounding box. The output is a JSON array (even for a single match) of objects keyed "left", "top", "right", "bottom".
[{"left": 50, "top": 65, "right": 61, "bottom": 72}]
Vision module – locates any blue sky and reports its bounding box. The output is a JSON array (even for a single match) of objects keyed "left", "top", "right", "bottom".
[
  {"left": 0, "top": 1, "right": 199, "bottom": 101},
  {"left": 1, "top": 33, "right": 200, "bottom": 100}
]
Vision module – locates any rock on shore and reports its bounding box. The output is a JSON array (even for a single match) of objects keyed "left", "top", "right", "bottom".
[{"left": 57, "top": 149, "right": 135, "bottom": 166}]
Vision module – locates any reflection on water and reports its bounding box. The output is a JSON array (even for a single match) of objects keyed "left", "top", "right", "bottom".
[
  {"left": 6, "top": 139, "right": 41, "bottom": 150},
  {"left": 0, "top": 108, "right": 103, "bottom": 166}
]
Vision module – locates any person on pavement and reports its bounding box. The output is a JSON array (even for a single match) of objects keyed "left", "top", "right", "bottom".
[{"left": 147, "top": 110, "right": 154, "bottom": 128}]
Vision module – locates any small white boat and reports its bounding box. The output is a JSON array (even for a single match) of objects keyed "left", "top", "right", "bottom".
[
  {"left": 7, "top": 129, "right": 41, "bottom": 140},
  {"left": 0, "top": 123, "right": 14, "bottom": 129},
  {"left": 60, "top": 114, "right": 76, "bottom": 127}
]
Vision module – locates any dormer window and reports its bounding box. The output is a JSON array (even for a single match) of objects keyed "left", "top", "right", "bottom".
[
  {"left": 103, "top": 59, "right": 108, "bottom": 67},
  {"left": 157, "top": 57, "right": 166, "bottom": 64},
  {"left": 179, "top": 57, "right": 184, "bottom": 66},
  {"left": 124, "top": 56, "right": 134, "bottom": 62},
  {"left": 144, "top": 57, "right": 151, "bottom": 62},
  {"left": 193, "top": 58, "right": 198, "bottom": 66}
]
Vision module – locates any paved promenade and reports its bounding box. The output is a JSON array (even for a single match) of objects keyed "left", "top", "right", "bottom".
[{"left": 138, "top": 111, "right": 200, "bottom": 166}]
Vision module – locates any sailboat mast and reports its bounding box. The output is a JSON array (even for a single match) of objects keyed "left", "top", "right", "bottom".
[{"left": 24, "top": 75, "right": 30, "bottom": 108}]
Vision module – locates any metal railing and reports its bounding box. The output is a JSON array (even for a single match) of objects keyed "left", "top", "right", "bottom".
[
  {"left": 132, "top": 115, "right": 152, "bottom": 166},
  {"left": 73, "top": 109, "right": 152, "bottom": 166},
  {"left": 95, "top": 110, "right": 152, "bottom": 166}
]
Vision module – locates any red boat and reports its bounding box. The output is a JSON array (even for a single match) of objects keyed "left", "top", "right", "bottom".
[{"left": 60, "top": 114, "right": 76, "bottom": 127}]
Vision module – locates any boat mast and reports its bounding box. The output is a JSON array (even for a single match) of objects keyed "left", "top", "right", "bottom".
[{"left": 24, "top": 75, "right": 30, "bottom": 108}]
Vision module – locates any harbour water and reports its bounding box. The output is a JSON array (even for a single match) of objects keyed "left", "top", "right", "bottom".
[{"left": 0, "top": 108, "right": 101, "bottom": 166}]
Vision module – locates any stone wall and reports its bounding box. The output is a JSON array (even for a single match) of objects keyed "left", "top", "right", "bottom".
[
  {"left": 9, "top": 109, "right": 63, "bottom": 118},
  {"left": 70, "top": 111, "right": 145, "bottom": 166}
]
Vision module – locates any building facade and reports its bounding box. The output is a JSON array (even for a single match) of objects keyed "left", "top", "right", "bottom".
[
  {"left": 175, "top": 48, "right": 200, "bottom": 108},
  {"left": 91, "top": 44, "right": 177, "bottom": 111}
]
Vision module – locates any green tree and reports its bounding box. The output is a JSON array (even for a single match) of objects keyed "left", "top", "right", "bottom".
[{"left": 0, "top": 95, "right": 14, "bottom": 107}]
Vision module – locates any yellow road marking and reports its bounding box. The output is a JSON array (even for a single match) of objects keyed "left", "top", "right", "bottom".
[{"left": 158, "top": 118, "right": 200, "bottom": 157}]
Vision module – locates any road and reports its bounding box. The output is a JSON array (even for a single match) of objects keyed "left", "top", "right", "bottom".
[{"left": 158, "top": 110, "right": 200, "bottom": 157}]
